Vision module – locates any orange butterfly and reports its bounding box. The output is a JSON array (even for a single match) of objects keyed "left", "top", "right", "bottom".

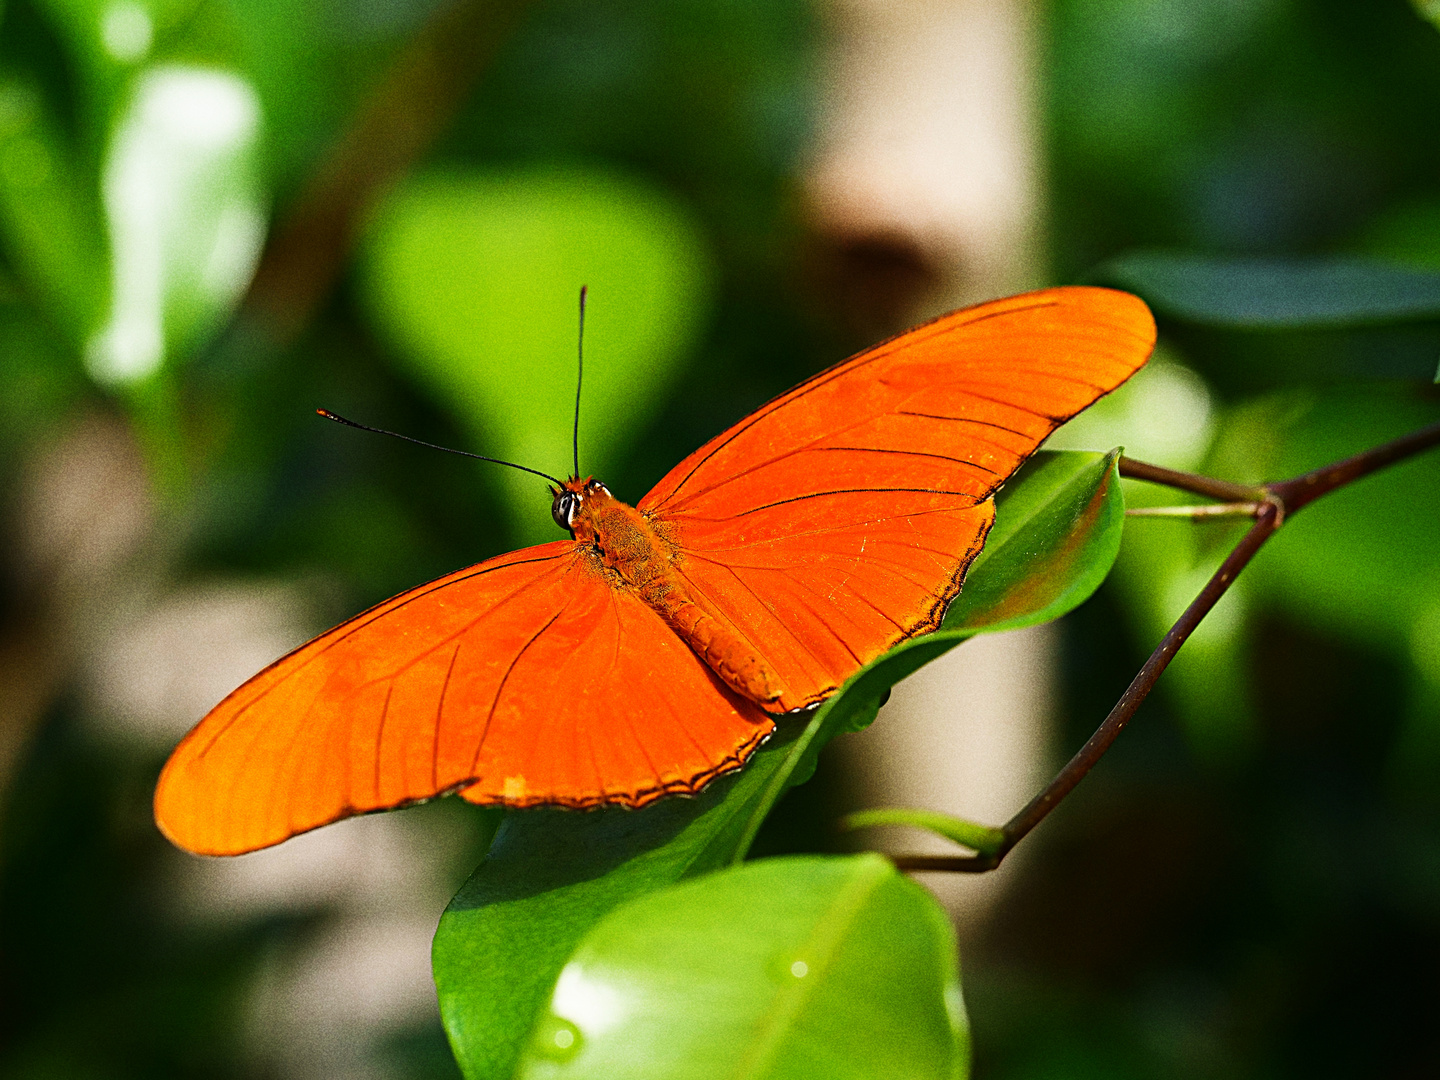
[{"left": 155, "top": 286, "right": 1155, "bottom": 855}]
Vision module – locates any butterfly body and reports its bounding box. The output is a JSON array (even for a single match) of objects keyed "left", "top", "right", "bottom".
[
  {"left": 559, "top": 476, "right": 785, "bottom": 708},
  {"left": 156, "top": 287, "right": 1156, "bottom": 855}
]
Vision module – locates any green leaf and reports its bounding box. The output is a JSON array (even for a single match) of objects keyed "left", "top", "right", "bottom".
[
  {"left": 839, "top": 809, "right": 1004, "bottom": 856},
  {"left": 363, "top": 166, "right": 713, "bottom": 544},
  {"left": 514, "top": 855, "right": 968, "bottom": 1080},
  {"left": 944, "top": 449, "right": 1126, "bottom": 633},
  {"left": 434, "top": 724, "right": 809, "bottom": 1080},
  {"left": 1414, "top": 0, "right": 1440, "bottom": 30},
  {"left": 1098, "top": 251, "right": 1440, "bottom": 328}
]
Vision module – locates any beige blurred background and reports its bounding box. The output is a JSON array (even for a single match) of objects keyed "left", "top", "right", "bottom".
[{"left": 808, "top": 0, "right": 1053, "bottom": 924}]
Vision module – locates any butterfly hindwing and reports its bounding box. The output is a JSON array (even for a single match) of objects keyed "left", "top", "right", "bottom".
[{"left": 154, "top": 542, "right": 771, "bottom": 855}]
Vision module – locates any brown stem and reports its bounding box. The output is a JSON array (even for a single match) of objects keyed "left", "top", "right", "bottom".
[
  {"left": 1267, "top": 418, "right": 1440, "bottom": 515},
  {"left": 894, "top": 506, "right": 1279, "bottom": 874},
  {"left": 1118, "top": 456, "right": 1266, "bottom": 503},
  {"left": 893, "top": 417, "right": 1440, "bottom": 875}
]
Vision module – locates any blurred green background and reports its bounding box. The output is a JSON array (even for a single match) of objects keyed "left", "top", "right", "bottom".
[{"left": 1, "top": 0, "right": 1439, "bottom": 1077}]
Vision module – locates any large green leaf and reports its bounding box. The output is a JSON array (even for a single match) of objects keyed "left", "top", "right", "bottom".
[
  {"left": 514, "top": 855, "right": 968, "bottom": 1080},
  {"left": 363, "top": 165, "right": 713, "bottom": 543},
  {"left": 433, "top": 450, "right": 1125, "bottom": 1077},
  {"left": 1098, "top": 251, "right": 1440, "bottom": 328},
  {"left": 434, "top": 724, "right": 808, "bottom": 1080}
]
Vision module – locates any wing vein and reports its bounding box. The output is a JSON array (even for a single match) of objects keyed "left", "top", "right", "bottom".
[
  {"left": 193, "top": 551, "right": 575, "bottom": 761},
  {"left": 649, "top": 298, "right": 1063, "bottom": 510},
  {"left": 432, "top": 640, "right": 463, "bottom": 790},
  {"left": 469, "top": 608, "right": 568, "bottom": 773},
  {"left": 373, "top": 682, "right": 394, "bottom": 803},
  {"left": 719, "top": 487, "right": 972, "bottom": 518}
]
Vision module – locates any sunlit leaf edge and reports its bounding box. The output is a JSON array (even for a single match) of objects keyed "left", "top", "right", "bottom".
[
  {"left": 943, "top": 448, "right": 1125, "bottom": 634},
  {"left": 839, "top": 807, "right": 1004, "bottom": 856}
]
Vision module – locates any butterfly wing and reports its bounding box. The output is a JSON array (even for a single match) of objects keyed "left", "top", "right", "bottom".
[
  {"left": 155, "top": 542, "right": 771, "bottom": 855},
  {"left": 640, "top": 286, "right": 1156, "bottom": 711}
]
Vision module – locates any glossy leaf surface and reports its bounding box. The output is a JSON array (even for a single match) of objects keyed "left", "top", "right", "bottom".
[
  {"left": 433, "top": 449, "right": 1126, "bottom": 1078},
  {"left": 434, "top": 724, "right": 805, "bottom": 1080},
  {"left": 943, "top": 449, "right": 1126, "bottom": 633},
  {"left": 514, "top": 854, "right": 968, "bottom": 1080}
]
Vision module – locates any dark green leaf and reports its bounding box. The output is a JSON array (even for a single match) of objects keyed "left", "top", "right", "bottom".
[
  {"left": 1098, "top": 251, "right": 1440, "bottom": 328},
  {"left": 513, "top": 855, "right": 969, "bottom": 1080},
  {"left": 0, "top": 76, "right": 108, "bottom": 342},
  {"left": 726, "top": 637, "right": 962, "bottom": 862}
]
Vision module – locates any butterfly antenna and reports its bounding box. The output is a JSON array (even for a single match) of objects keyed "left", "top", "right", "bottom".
[
  {"left": 572, "top": 285, "right": 586, "bottom": 479},
  {"left": 316, "top": 409, "right": 564, "bottom": 487}
]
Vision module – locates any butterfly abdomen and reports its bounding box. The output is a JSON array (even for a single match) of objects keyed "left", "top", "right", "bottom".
[{"left": 579, "top": 496, "right": 782, "bottom": 709}]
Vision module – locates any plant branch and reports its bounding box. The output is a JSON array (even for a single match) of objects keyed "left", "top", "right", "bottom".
[
  {"left": 1117, "top": 456, "right": 1267, "bottom": 503},
  {"left": 891, "top": 417, "right": 1440, "bottom": 874},
  {"left": 1125, "top": 501, "right": 1265, "bottom": 520},
  {"left": 893, "top": 505, "right": 1279, "bottom": 874},
  {"left": 1267, "top": 418, "right": 1440, "bottom": 514}
]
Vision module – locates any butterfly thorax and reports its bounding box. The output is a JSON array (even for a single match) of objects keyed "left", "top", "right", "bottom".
[{"left": 558, "top": 478, "right": 782, "bottom": 709}]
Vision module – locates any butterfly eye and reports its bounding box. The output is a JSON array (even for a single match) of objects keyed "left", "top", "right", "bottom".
[{"left": 551, "top": 491, "right": 580, "bottom": 531}]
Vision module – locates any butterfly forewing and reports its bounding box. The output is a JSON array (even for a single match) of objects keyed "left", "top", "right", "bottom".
[{"left": 642, "top": 287, "right": 1156, "bottom": 710}]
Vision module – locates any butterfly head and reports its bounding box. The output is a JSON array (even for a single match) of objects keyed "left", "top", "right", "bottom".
[{"left": 550, "top": 476, "right": 613, "bottom": 535}]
